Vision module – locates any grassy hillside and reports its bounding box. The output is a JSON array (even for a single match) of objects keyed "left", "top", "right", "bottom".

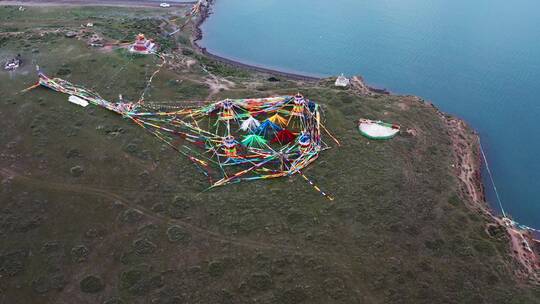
[{"left": 0, "top": 6, "right": 539, "bottom": 304}]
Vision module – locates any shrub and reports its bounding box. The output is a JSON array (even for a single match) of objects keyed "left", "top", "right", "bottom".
[{"left": 80, "top": 275, "right": 105, "bottom": 293}]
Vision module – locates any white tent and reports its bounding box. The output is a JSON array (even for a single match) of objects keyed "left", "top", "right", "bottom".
[
  {"left": 335, "top": 73, "right": 350, "bottom": 87},
  {"left": 69, "top": 95, "right": 89, "bottom": 107},
  {"left": 358, "top": 119, "right": 400, "bottom": 140},
  {"left": 240, "top": 116, "right": 260, "bottom": 132}
]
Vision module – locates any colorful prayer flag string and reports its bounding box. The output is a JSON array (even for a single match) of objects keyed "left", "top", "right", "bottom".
[{"left": 26, "top": 73, "right": 337, "bottom": 200}]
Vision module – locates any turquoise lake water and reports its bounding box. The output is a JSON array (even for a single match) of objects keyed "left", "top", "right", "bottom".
[{"left": 200, "top": 0, "right": 540, "bottom": 228}]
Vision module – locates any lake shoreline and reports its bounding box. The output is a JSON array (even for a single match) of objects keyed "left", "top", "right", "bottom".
[
  {"left": 436, "top": 106, "right": 540, "bottom": 280},
  {"left": 191, "top": 0, "right": 394, "bottom": 92},
  {"left": 192, "top": 0, "right": 540, "bottom": 279},
  {"left": 190, "top": 2, "right": 320, "bottom": 82}
]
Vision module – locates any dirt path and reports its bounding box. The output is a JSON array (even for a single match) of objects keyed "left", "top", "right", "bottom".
[
  {"left": 1, "top": 165, "right": 356, "bottom": 301},
  {"left": 198, "top": 64, "right": 235, "bottom": 100},
  {"left": 0, "top": 167, "right": 349, "bottom": 259},
  {"left": 0, "top": 167, "right": 288, "bottom": 252}
]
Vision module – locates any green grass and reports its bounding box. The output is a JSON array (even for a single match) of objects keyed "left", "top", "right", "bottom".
[
  {"left": 0, "top": 6, "right": 538, "bottom": 304},
  {"left": 197, "top": 54, "right": 251, "bottom": 78}
]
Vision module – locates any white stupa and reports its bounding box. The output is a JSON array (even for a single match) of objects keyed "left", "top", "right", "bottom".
[{"left": 335, "top": 73, "right": 350, "bottom": 87}]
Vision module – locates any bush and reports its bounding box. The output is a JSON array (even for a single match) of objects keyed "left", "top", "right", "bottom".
[
  {"left": 71, "top": 245, "right": 89, "bottom": 263},
  {"left": 182, "top": 48, "right": 194, "bottom": 56},
  {"left": 208, "top": 260, "right": 225, "bottom": 278},
  {"left": 132, "top": 239, "right": 156, "bottom": 255},
  {"left": 167, "top": 195, "right": 195, "bottom": 219},
  {"left": 120, "top": 209, "right": 144, "bottom": 224},
  {"left": 0, "top": 250, "right": 27, "bottom": 277},
  {"left": 323, "top": 277, "right": 346, "bottom": 299},
  {"left": 32, "top": 276, "right": 50, "bottom": 294},
  {"left": 80, "top": 275, "right": 105, "bottom": 293},
  {"left": 248, "top": 272, "right": 272, "bottom": 291},
  {"left": 166, "top": 225, "right": 191, "bottom": 244},
  {"left": 120, "top": 266, "right": 163, "bottom": 295},
  {"left": 70, "top": 165, "right": 84, "bottom": 177}
]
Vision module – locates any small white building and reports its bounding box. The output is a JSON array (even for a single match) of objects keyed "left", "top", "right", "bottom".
[{"left": 335, "top": 73, "right": 350, "bottom": 87}]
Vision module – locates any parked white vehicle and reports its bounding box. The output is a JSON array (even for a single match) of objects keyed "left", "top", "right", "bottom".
[{"left": 160, "top": 3, "right": 171, "bottom": 8}]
